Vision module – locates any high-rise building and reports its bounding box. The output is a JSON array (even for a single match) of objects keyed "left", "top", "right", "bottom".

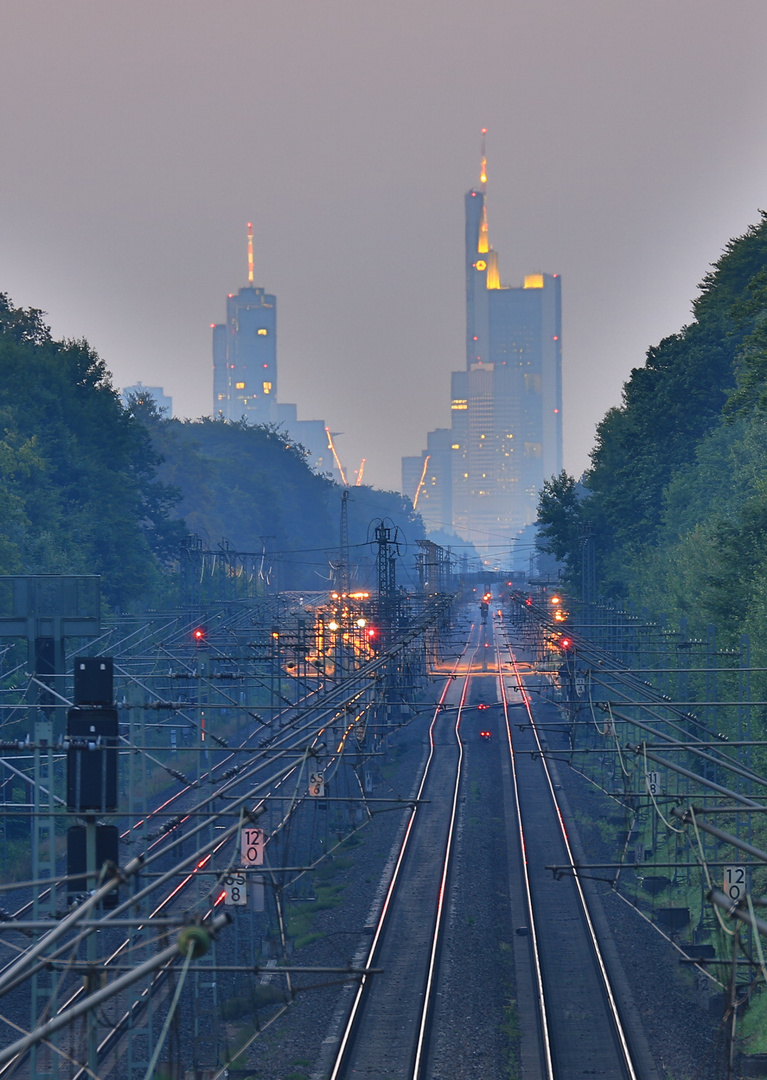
[
  {"left": 211, "top": 226, "right": 338, "bottom": 478},
  {"left": 401, "top": 428, "right": 453, "bottom": 534},
  {"left": 404, "top": 139, "right": 562, "bottom": 556},
  {"left": 213, "top": 224, "right": 278, "bottom": 424}
]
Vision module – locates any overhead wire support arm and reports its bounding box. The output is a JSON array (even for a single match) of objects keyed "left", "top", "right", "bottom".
[
  {"left": 0, "top": 913, "right": 231, "bottom": 1069},
  {"left": 671, "top": 806, "right": 767, "bottom": 864},
  {"left": 0, "top": 856, "right": 143, "bottom": 997}
]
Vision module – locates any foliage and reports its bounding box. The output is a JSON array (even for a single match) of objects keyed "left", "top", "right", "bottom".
[
  {"left": 136, "top": 406, "right": 425, "bottom": 591},
  {"left": 0, "top": 293, "right": 426, "bottom": 606},
  {"left": 539, "top": 212, "right": 767, "bottom": 616},
  {"left": 536, "top": 471, "right": 585, "bottom": 585},
  {"left": 0, "top": 295, "right": 182, "bottom": 608}
]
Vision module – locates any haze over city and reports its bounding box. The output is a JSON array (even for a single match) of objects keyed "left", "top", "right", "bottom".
[{"left": 2, "top": 0, "right": 767, "bottom": 491}]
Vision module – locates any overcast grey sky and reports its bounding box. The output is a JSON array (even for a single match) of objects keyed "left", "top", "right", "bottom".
[{"left": 2, "top": 0, "right": 767, "bottom": 491}]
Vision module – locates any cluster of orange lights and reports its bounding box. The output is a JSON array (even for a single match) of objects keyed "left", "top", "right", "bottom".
[
  {"left": 294, "top": 593, "right": 380, "bottom": 677},
  {"left": 550, "top": 595, "right": 569, "bottom": 623}
]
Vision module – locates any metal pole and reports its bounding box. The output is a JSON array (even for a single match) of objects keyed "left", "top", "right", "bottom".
[{"left": 0, "top": 916, "right": 230, "bottom": 1068}]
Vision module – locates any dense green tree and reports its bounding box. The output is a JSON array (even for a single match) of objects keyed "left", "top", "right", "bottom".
[
  {"left": 132, "top": 403, "right": 425, "bottom": 592},
  {"left": 571, "top": 212, "right": 767, "bottom": 600},
  {"left": 536, "top": 471, "right": 585, "bottom": 585},
  {"left": 0, "top": 294, "right": 182, "bottom": 607}
]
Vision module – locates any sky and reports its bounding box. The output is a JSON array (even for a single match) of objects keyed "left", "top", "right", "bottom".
[{"left": 2, "top": 1, "right": 767, "bottom": 493}]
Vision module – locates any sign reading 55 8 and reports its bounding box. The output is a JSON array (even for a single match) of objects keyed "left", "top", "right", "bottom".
[
  {"left": 241, "top": 827, "right": 265, "bottom": 866},
  {"left": 223, "top": 872, "right": 248, "bottom": 906}
]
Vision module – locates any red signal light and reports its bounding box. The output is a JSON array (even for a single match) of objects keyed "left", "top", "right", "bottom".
[
  {"left": 367, "top": 628, "right": 376, "bottom": 638},
  {"left": 560, "top": 637, "right": 572, "bottom": 650},
  {"left": 192, "top": 627, "right": 206, "bottom": 643}
]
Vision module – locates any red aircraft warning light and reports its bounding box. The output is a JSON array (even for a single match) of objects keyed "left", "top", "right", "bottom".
[{"left": 192, "top": 627, "right": 207, "bottom": 644}]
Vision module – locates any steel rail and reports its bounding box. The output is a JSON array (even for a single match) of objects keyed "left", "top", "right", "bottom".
[
  {"left": 496, "top": 634, "right": 555, "bottom": 1080},
  {"left": 0, "top": 595, "right": 454, "bottom": 1076},
  {"left": 327, "top": 631, "right": 471, "bottom": 1080},
  {"left": 503, "top": 629, "right": 639, "bottom": 1080},
  {"left": 410, "top": 635, "right": 468, "bottom": 1079}
]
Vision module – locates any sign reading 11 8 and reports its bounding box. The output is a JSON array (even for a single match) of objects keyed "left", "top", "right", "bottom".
[{"left": 241, "top": 827, "right": 265, "bottom": 866}]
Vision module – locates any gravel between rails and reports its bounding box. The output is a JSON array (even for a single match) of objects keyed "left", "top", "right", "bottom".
[
  {"left": 231, "top": 710, "right": 436, "bottom": 1080},
  {"left": 229, "top": 675, "right": 726, "bottom": 1080}
]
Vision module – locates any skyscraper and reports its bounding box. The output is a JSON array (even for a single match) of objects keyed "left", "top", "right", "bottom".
[
  {"left": 403, "top": 139, "right": 563, "bottom": 555},
  {"left": 213, "top": 223, "right": 278, "bottom": 424},
  {"left": 211, "top": 226, "right": 338, "bottom": 478}
]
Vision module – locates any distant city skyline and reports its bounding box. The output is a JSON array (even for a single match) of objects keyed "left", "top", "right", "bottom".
[
  {"left": 3, "top": 2, "right": 767, "bottom": 491},
  {"left": 120, "top": 382, "right": 173, "bottom": 418}
]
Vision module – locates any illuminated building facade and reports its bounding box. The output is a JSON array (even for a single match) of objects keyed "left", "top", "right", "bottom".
[
  {"left": 211, "top": 225, "right": 337, "bottom": 476},
  {"left": 212, "top": 225, "right": 278, "bottom": 423},
  {"left": 404, "top": 142, "right": 562, "bottom": 554}
]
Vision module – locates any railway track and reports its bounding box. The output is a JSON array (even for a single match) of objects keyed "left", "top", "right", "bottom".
[
  {"left": 1, "top": 593, "right": 673, "bottom": 1078},
  {"left": 325, "top": 604, "right": 655, "bottom": 1080},
  {"left": 496, "top": 609, "right": 652, "bottom": 1080},
  {"left": 327, "top": 627, "right": 474, "bottom": 1079},
  {"left": 0, "top": 597, "right": 452, "bottom": 1078}
]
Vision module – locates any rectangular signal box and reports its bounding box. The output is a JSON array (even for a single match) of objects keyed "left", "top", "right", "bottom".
[{"left": 66, "top": 707, "right": 119, "bottom": 812}]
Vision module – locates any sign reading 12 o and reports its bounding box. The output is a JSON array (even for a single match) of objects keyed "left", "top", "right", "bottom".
[
  {"left": 241, "top": 827, "right": 265, "bottom": 866},
  {"left": 723, "top": 866, "right": 746, "bottom": 903}
]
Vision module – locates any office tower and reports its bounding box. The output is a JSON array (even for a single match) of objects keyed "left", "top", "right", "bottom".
[
  {"left": 403, "top": 139, "right": 562, "bottom": 555},
  {"left": 402, "top": 428, "right": 453, "bottom": 534},
  {"left": 212, "top": 223, "right": 278, "bottom": 423},
  {"left": 211, "top": 226, "right": 341, "bottom": 478},
  {"left": 461, "top": 140, "right": 562, "bottom": 550}
]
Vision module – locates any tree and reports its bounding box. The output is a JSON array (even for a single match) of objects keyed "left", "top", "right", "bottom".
[
  {"left": 0, "top": 294, "right": 184, "bottom": 607},
  {"left": 536, "top": 471, "right": 584, "bottom": 584}
]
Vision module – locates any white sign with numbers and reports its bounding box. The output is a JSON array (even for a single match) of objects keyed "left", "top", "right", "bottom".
[
  {"left": 309, "top": 772, "right": 325, "bottom": 797},
  {"left": 223, "top": 872, "right": 248, "bottom": 906},
  {"left": 724, "top": 866, "right": 747, "bottom": 902},
  {"left": 645, "top": 771, "right": 661, "bottom": 796},
  {"left": 240, "top": 827, "right": 265, "bottom": 866}
]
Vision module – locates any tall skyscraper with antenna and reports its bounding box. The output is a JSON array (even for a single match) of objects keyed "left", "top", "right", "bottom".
[
  {"left": 212, "top": 223, "right": 278, "bottom": 423},
  {"left": 404, "top": 136, "right": 563, "bottom": 556},
  {"left": 211, "top": 225, "right": 338, "bottom": 478}
]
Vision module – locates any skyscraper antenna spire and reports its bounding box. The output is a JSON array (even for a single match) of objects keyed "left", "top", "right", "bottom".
[
  {"left": 247, "top": 222, "right": 254, "bottom": 284},
  {"left": 480, "top": 128, "right": 487, "bottom": 192}
]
